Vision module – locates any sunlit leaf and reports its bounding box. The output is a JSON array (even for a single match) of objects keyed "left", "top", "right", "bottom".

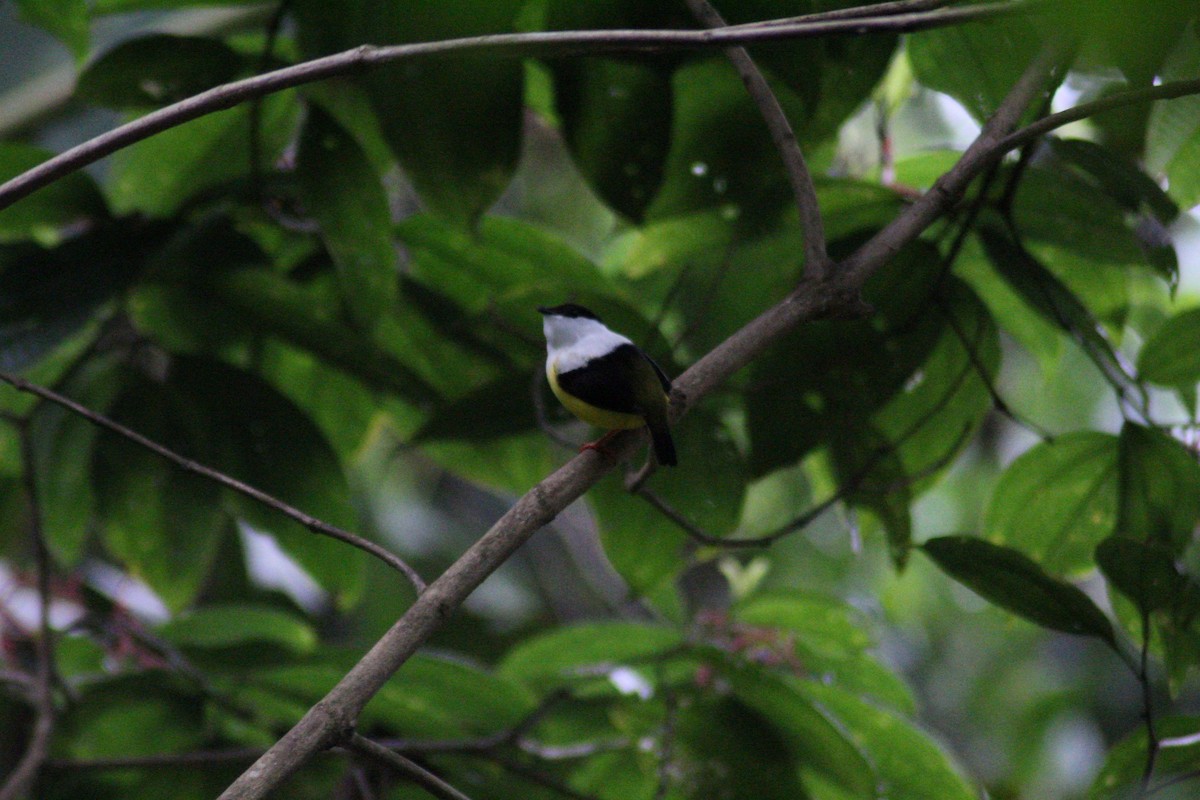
[
  {"left": 499, "top": 621, "right": 683, "bottom": 685},
  {"left": 158, "top": 604, "right": 317, "bottom": 654},
  {"left": 1138, "top": 307, "right": 1200, "bottom": 388},
  {"left": 985, "top": 432, "right": 1118, "bottom": 574},
  {"left": 802, "top": 681, "right": 977, "bottom": 800}
]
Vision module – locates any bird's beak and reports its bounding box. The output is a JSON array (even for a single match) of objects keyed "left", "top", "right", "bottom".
[{"left": 536, "top": 306, "right": 551, "bottom": 315}]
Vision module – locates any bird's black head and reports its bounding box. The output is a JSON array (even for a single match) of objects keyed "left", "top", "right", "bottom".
[{"left": 537, "top": 303, "right": 601, "bottom": 322}]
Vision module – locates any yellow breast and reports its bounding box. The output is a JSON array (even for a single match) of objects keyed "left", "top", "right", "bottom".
[{"left": 547, "top": 361, "right": 645, "bottom": 430}]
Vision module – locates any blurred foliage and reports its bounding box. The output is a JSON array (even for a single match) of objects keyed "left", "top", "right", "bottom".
[{"left": 2, "top": 1, "right": 1200, "bottom": 799}]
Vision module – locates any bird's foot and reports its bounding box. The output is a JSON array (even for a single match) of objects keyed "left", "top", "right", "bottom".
[{"left": 579, "top": 429, "right": 621, "bottom": 455}]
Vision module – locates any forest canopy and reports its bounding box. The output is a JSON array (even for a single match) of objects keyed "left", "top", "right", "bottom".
[{"left": 1, "top": 1, "right": 1200, "bottom": 799}]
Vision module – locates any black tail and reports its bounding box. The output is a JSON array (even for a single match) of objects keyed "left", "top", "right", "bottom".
[{"left": 647, "top": 419, "right": 677, "bottom": 467}]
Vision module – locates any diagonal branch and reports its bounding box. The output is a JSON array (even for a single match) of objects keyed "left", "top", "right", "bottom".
[
  {"left": 686, "top": 0, "right": 830, "bottom": 279},
  {"left": 0, "top": 369, "right": 427, "bottom": 595},
  {"left": 839, "top": 42, "right": 1066, "bottom": 288},
  {"left": 217, "top": 40, "right": 1060, "bottom": 800}
]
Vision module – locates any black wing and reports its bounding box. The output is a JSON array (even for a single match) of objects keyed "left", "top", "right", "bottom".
[{"left": 556, "top": 344, "right": 669, "bottom": 414}]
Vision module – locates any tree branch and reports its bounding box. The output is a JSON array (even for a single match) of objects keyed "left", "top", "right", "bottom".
[
  {"left": 994, "top": 78, "right": 1200, "bottom": 157},
  {"left": 0, "top": 369, "right": 427, "bottom": 595},
  {"left": 345, "top": 735, "right": 475, "bottom": 800},
  {"left": 0, "top": 1, "right": 1026, "bottom": 213},
  {"left": 839, "top": 42, "right": 1066, "bottom": 287},
  {"left": 218, "top": 38, "right": 1062, "bottom": 796},
  {"left": 685, "top": 0, "right": 830, "bottom": 279}
]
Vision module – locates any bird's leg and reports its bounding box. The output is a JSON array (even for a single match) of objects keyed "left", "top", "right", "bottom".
[{"left": 580, "top": 429, "right": 622, "bottom": 455}]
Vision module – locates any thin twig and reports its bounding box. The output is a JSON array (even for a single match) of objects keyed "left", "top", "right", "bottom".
[
  {"left": 0, "top": 369, "right": 427, "bottom": 594},
  {"left": 345, "top": 735, "right": 475, "bottom": 800},
  {"left": 1140, "top": 608, "right": 1160, "bottom": 790},
  {"left": 758, "top": 0, "right": 959, "bottom": 25},
  {"left": 686, "top": 0, "right": 830, "bottom": 279},
  {"left": 0, "top": 427, "right": 60, "bottom": 800},
  {"left": 839, "top": 41, "right": 1067, "bottom": 287},
  {"left": 995, "top": 78, "right": 1200, "bottom": 157},
  {"left": 0, "top": 2, "right": 1028, "bottom": 214}
]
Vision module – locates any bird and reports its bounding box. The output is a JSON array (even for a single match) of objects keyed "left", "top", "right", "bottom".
[{"left": 538, "top": 303, "right": 677, "bottom": 467}]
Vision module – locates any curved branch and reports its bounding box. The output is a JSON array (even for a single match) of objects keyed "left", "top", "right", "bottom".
[
  {"left": 686, "top": 0, "right": 830, "bottom": 278},
  {"left": 0, "top": 1, "right": 1026, "bottom": 213},
  {"left": 994, "top": 77, "right": 1200, "bottom": 155},
  {"left": 0, "top": 370, "right": 427, "bottom": 595}
]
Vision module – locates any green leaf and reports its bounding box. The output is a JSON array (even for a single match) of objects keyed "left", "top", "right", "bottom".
[
  {"left": 734, "top": 590, "right": 872, "bottom": 657},
  {"left": 296, "top": 107, "right": 397, "bottom": 335},
  {"left": 675, "top": 692, "right": 813, "bottom": 800},
  {"left": 984, "top": 432, "right": 1119, "bottom": 574},
  {"left": 1048, "top": 138, "right": 1178, "bottom": 224},
  {"left": 830, "top": 424, "right": 913, "bottom": 568},
  {"left": 907, "top": 12, "right": 1047, "bottom": 121},
  {"left": 1138, "top": 307, "right": 1200, "bottom": 388},
  {"left": 54, "top": 675, "right": 205, "bottom": 760},
  {"left": 93, "top": 376, "right": 228, "bottom": 612},
  {"left": 296, "top": 0, "right": 524, "bottom": 226},
  {"left": 646, "top": 58, "right": 803, "bottom": 222},
  {"left": 158, "top": 604, "right": 317, "bottom": 653},
  {"left": 746, "top": 241, "right": 945, "bottom": 476},
  {"left": 29, "top": 354, "right": 123, "bottom": 565},
  {"left": 17, "top": 0, "right": 88, "bottom": 60},
  {"left": 171, "top": 358, "right": 367, "bottom": 609},
  {"left": 592, "top": 407, "right": 745, "bottom": 593},
  {"left": 412, "top": 371, "right": 538, "bottom": 442},
  {"left": 0, "top": 143, "right": 107, "bottom": 241},
  {"left": 77, "top": 34, "right": 243, "bottom": 107},
  {"left": 733, "top": 591, "right": 914, "bottom": 713},
  {"left": 1088, "top": 715, "right": 1200, "bottom": 799},
  {"left": 1096, "top": 537, "right": 1188, "bottom": 615},
  {"left": 922, "top": 535, "right": 1116, "bottom": 645},
  {"left": 977, "top": 217, "right": 1135, "bottom": 400},
  {"left": 873, "top": 281, "right": 999, "bottom": 483},
  {"left": 552, "top": 57, "right": 673, "bottom": 221},
  {"left": 398, "top": 214, "right": 608, "bottom": 311},
  {"left": 730, "top": 669, "right": 875, "bottom": 799},
  {"left": 367, "top": 654, "right": 536, "bottom": 738},
  {"left": 1013, "top": 166, "right": 1147, "bottom": 274},
  {"left": 800, "top": 682, "right": 977, "bottom": 800},
  {"left": 1146, "top": 25, "right": 1200, "bottom": 211},
  {"left": 107, "top": 90, "right": 298, "bottom": 216},
  {"left": 1116, "top": 423, "right": 1200, "bottom": 549},
  {"left": 0, "top": 220, "right": 159, "bottom": 370},
  {"left": 498, "top": 622, "right": 683, "bottom": 685}
]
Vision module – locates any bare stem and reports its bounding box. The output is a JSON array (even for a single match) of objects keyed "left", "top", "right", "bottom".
[
  {"left": 0, "top": 369, "right": 427, "bottom": 594},
  {"left": 686, "top": 0, "right": 829, "bottom": 278},
  {"left": 0, "top": 2, "right": 1026, "bottom": 213}
]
